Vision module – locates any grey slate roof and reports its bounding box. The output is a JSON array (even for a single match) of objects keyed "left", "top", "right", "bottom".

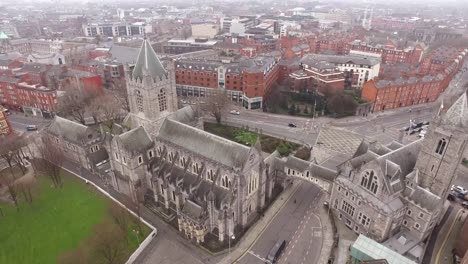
[
  {"left": 118, "top": 126, "right": 153, "bottom": 152},
  {"left": 285, "top": 156, "right": 310, "bottom": 172},
  {"left": 377, "top": 140, "right": 421, "bottom": 177},
  {"left": 301, "top": 54, "right": 380, "bottom": 67},
  {"left": 441, "top": 92, "right": 468, "bottom": 128},
  {"left": 310, "top": 163, "right": 337, "bottom": 181},
  {"left": 46, "top": 116, "right": 91, "bottom": 144},
  {"left": 181, "top": 200, "right": 204, "bottom": 220},
  {"left": 157, "top": 119, "right": 250, "bottom": 168},
  {"left": 109, "top": 45, "right": 140, "bottom": 64},
  {"left": 403, "top": 185, "right": 441, "bottom": 211},
  {"left": 132, "top": 39, "right": 167, "bottom": 80}
]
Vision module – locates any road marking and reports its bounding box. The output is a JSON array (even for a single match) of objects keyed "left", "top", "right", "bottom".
[
  {"left": 248, "top": 251, "right": 269, "bottom": 263},
  {"left": 292, "top": 244, "right": 295, "bottom": 249},
  {"left": 435, "top": 209, "right": 463, "bottom": 264},
  {"left": 287, "top": 250, "right": 291, "bottom": 256},
  {"left": 234, "top": 183, "right": 303, "bottom": 262}
]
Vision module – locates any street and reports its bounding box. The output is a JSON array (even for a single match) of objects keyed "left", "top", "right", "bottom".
[
  {"left": 237, "top": 182, "right": 323, "bottom": 264},
  {"left": 6, "top": 111, "right": 51, "bottom": 135}
]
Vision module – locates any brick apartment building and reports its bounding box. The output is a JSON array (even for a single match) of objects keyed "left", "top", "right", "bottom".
[
  {"left": 175, "top": 56, "right": 279, "bottom": 109},
  {"left": 420, "top": 46, "right": 466, "bottom": 75},
  {"left": 289, "top": 61, "right": 345, "bottom": 94},
  {"left": 371, "top": 17, "right": 422, "bottom": 32},
  {"left": 0, "top": 76, "right": 58, "bottom": 115},
  {"left": 0, "top": 108, "right": 12, "bottom": 136},
  {"left": 346, "top": 40, "right": 425, "bottom": 66},
  {"left": 361, "top": 48, "right": 467, "bottom": 112}
]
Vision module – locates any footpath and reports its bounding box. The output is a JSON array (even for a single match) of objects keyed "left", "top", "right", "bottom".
[{"left": 219, "top": 182, "right": 301, "bottom": 264}]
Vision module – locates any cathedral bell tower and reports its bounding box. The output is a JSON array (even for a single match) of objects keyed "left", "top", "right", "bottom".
[
  {"left": 415, "top": 92, "right": 468, "bottom": 197},
  {"left": 125, "top": 38, "right": 178, "bottom": 129}
]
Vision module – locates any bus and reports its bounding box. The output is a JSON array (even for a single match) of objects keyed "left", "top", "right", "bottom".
[{"left": 266, "top": 239, "right": 286, "bottom": 264}]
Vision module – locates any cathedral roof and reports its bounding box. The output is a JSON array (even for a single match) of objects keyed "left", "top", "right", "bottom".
[
  {"left": 441, "top": 92, "right": 468, "bottom": 128},
  {"left": 132, "top": 39, "right": 167, "bottom": 80},
  {"left": 403, "top": 185, "right": 441, "bottom": 211},
  {"left": 118, "top": 126, "right": 153, "bottom": 152},
  {"left": 46, "top": 116, "right": 91, "bottom": 144},
  {"left": 158, "top": 119, "right": 250, "bottom": 168}
]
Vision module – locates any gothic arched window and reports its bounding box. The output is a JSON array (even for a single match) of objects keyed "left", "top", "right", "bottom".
[
  {"left": 158, "top": 88, "right": 167, "bottom": 112},
  {"left": 361, "top": 170, "right": 378, "bottom": 194},
  {"left": 136, "top": 90, "right": 144, "bottom": 112},
  {"left": 222, "top": 175, "right": 229, "bottom": 188},
  {"left": 435, "top": 138, "right": 447, "bottom": 155}
]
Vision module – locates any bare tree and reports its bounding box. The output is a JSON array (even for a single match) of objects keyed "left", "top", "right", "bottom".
[
  {"left": 108, "top": 202, "right": 130, "bottom": 237},
  {"left": 113, "top": 88, "right": 130, "bottom": 113},
  {"left": 14, "top": 170, "right": 36, "bottom": 205},
  {"left": 0, "top": 168, "right": 19, "bottom": 210},
  {"left": 89, "top": 221, "right": 128, "bottom": 264},
  {"left": 202, "top": 90, "right": 230, "bottom": 124},
  {"left": 35, "top": 136, "right": 64, "bottom": 188}
]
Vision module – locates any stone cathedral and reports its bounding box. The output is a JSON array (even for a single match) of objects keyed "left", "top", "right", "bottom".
[
  {"left": 105, "top": 39, "right": 276, "bottom": 243},
  {"left": 330, "top": 93, "right": 468, "bottom": 260}
]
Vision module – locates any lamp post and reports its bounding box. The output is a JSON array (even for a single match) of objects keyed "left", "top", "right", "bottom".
[{"left": 228, "top": 234, "right": 235, "bottom": 255}]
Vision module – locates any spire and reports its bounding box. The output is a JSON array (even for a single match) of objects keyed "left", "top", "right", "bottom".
[
  {"left": 440, "top": 92, "right": 468, "bottom": 128},
  {"left": 132, "top": 39, "right": 167, "bottom": 81}
]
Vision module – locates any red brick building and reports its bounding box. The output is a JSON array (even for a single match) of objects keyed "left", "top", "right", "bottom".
[
  {"left": 346, "top": 40, "right": 425, "bottom": 66},
  {"left": 420, "top": 46, "right": 467, "bottom": 75},
  {"left": 0, "top": 107, "right": 12, "bottom": 136},
  {"left": 371, "top": 17, "right": 421, "bottom": 32},
  {"left": 362, "top": 47, "right": 467, "bottom": 112},
  {"left": 289, "top": 58, "right": 346, "bottom": 94},
  {"left": 175, "top": 56, "right": 279, "bottom": 109},
  {"left": 0, "top": 76, "right": 58, "bottom": 114}
]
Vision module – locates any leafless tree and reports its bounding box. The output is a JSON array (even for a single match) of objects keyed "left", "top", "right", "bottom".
[
  {"left": 113, "top": 88, "right": 130, "bottom": 113},
  {"left": 57, "top": 89, "right": 90, "bottom": 125},
  {"left": 14, "top": 170, "right": 36, "bottom": 205},
  {"left": 108, "top": 202, "right": 130, "bottom": 238},
  {"left": 0, "top": 168, "right": 19, "bottom": 209},
  {"left": 89, "top": 221, "right": 128, "bottom": 264},
  {"left": 35, "top": 136, "right": 64, "bottom": 188},
  {"left": 202, "top": 90, "right": 231, "bottom": 124}
]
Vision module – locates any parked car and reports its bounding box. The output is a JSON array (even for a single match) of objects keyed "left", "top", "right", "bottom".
[
  {"left": 26, "top": 125, "right": 38, "bottom": 131},
  {"left": 229, "top": 110, "right": 240, "bottom": 115},
  {"left": 418, "top": 130, "right": 427, "bottom": 138},
  {"left": 451, "top": 185, "right": 468, "bottom": 195},
  {"left": 288, "top": 123, "right": 297, "bottom": 128}
]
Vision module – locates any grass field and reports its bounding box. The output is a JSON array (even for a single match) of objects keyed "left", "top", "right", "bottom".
[
  {"left": 0, "top": 170, "right": 150, "bottom": 264},
  {"left": 204, "top": 122, "right": 300, "bottom": 156}
]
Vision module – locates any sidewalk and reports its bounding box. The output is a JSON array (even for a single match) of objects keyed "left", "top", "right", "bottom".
[
  {"left": 219, "top": 182, "right": 302, "bottom": 264},
  {"left": 429, "top": 206, "right": 465, "bottom": 264},
  {"left": 316, "top": 194, "right": 335, "bottom": 264},
  {"left": 333, "top": 214, "right": 358, "bottom": 264}
]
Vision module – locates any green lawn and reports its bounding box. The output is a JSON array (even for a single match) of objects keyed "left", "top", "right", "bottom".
[
  {"left": 204, "top": 122, "right": 300, "bottom": 156},
  {"left": 0, "top": 170, "right": 150, "bottom": 264}
]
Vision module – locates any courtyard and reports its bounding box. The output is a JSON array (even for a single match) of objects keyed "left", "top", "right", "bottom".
[{"left": 0, "top": 168, "right": 151, "bottom": 264}]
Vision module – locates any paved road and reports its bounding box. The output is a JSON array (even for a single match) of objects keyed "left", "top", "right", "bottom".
[
  {"left": 237, "top": 182, "right": 323, "bottom": 264},
  {"left": 7, "top": 111, "right": 51, "bottom": 134}
]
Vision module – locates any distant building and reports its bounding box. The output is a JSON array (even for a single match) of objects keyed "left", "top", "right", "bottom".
[
  {"left": 289, "top": 54, "right": 380, "bottom": 93},
  {"left": 191, "top": 23, "right": 219, "bottom": 39},
  {"left": 362, "top": 48, "right": 467, "bottom": 112},
  {"left": 163, "top": 38, "right": 218, "bottom": 55},
  {"left": 175, "top": 56, "right": 279, "bottom": 109},
  {"left": 221, "top": 16, "right": 256, "bottom": 34},
  {"left": 0, "top": 23, "right": 20, "bottom": 38},
  {"left": 82, "top": 22, "right": 152, "bottom": 37},
  {"left": 346, "top": 40, "right": 425, "bottom": 66}
]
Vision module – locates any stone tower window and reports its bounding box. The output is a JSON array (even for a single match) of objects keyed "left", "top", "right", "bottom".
[
  {"left": 222, "top": 175, "right": 229, "bottom": 188},
  {"left": 158, "top": 88, "right": 167, "bottom": 112},
  {"left": 435, "top": 138, "right": 447, "bottom": 155},
  {"left": 360, "top": 170, "right": 378, "bottom": 194},
  {"left": 136, "top": 90, "right": 144, "bottom": 112}
]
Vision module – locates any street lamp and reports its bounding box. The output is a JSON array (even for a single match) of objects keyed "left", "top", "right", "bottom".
[
  {"left": 228, "top": 233, "right": 235, "bottom": 255},
  {"left": 133, "top": 229, "right": 140, "bottom": 245}
]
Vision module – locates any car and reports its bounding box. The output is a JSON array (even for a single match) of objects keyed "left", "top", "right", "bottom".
[
  {"left": 451, "top": 185, "right": 468, "bottom": 195},
  {"left": 462, "top": 201, "right": 468, "bottom": 209},
  {"left": 400, "top": 126, "right": 410, "bottom": 132},
  {"left": 229, "top": 110, "right": 240, "bottom": 115},
  {"left": 418, "top": 130, "right": 427, "bottom": 137},
  {"left": 288, "top": 123, "right": 297, "bottom": 128},
  {"left": 26, "top": 125, "right": 38, "bottom": 131}
]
